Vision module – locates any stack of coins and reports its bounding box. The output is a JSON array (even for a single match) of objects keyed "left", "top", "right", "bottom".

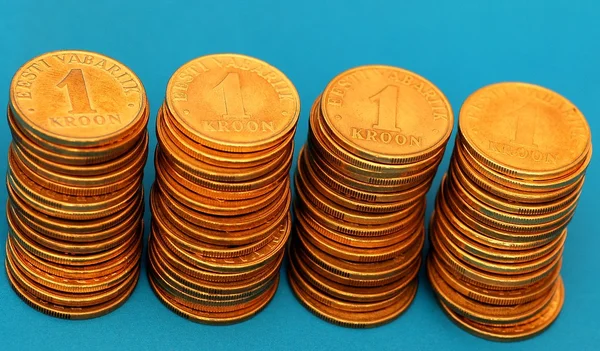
[
  {"left": 289, "top": 65, "right": 454, "bottom": 327},
  {"left": 4, "top": 51, "right": 148, "bottom": 319},
  {"left": 148, "top": 54, "right": 299, "bottom": 324},
  {"left": 428, "top": 82, "right": 592, "bottom": 340}
]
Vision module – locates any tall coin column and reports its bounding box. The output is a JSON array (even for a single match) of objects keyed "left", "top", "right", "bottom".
[
  {"left": 289, "top": 65, "right": 453, "bottom": 327},
  {"left": 5, "top": 51, "right": 148, "bottom": 319},
  {"left": 148, "top": 54, "right": 299, "bottom": 324},
  {"left": 427, "top": 83, "right": 592, "bottom": 341}
]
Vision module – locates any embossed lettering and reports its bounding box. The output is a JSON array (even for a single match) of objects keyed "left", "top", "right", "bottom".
[
  {"left": 202, "top": 120, "right": 275, "bottom": 133},
  {"left": 47, "top": 115, "right": 122, "bottom": 128},
  {"left": 351, "top": 127, "right": 421, "bottom": 146},
  {"left": 488, "top": 141, "right": 557, "bottom": 163}
]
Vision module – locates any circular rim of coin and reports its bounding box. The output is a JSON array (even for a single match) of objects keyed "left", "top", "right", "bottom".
[
  {"left": 319, "top": 65, "right": 453, "bottom": 165},
  {"left": 427, "top": 253, "right": 558, "bottom": 324},
  {"left": 429, "top": 253, "right": 560, "bottom": 306},
  {"left": 6, "top": 260, "right": 138, "bottom": 319},
  {"left": 458, "top": 82, "right": 591, "bottom": 179},
  {"left": 290, "top": 245, "right": 420, "bottom": 303},
  {"left": 430, "top": 227, "right": 562, "bottom": 290},
  {"left": 149, "top": 268, "right": 279, "bottom": 324},
  {"left": 165, "top": 53, "right": 300, "bottom": 152},
  {"left": 289, "top": 270, "right": 418, "bottom": 328},
  {"left": 310, "top": 98, "right": 446, "bottom": 176},
  {"left": 10, "top": 50, "right": 147, "bottom": 147},
  {"left": 159, "top": 105, "right": 295, "bottom": 169},
  {"left": 437, "top": 277, "right": 564, "bottom": 341},
  {"left": 9, "top": 188, "right": 142, "bottom": 238},
  {"left": 288, "top": 257, "right": 405, "bottom": 313}
]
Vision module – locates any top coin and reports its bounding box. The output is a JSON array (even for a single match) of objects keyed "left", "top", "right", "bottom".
[
  {"left": 320, "top": 65, "right": 453, "bottom": 165},
  {"left": 460, "top": 82, "right": 592, "bottom": 179},
  {"left": 10, "top": 50, "right": 146, "bottom": 147},
  {"left": 165, "top": 54, "right": 300, "bottom": 152}
]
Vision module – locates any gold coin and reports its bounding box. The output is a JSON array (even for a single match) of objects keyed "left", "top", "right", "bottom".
[
  {"left": 433, "top": 210, "right": 567, "bottom": 262},
  {"left": 10, "top": 104, "right": 148, "bottom": 160},
  {"left": 437, "top": 183, "right": 567, "bottom": 244},
  {"left": 153, "top": 216, "right": 289, "bottom": 273},
  {"left": 10, "top": 234, "right": 141, "bottom": 280},
  {"left": 295, "top": 205, "right": 423, "bottom": 249},
  {"left": 150, "top": 237, "right": 283, "bottom": 295},
  {"left": 429, "top": 253, "right": 560, "bottom": 306},
  {"left": 295, "top": 241, "right": 420, "bottom": 289},
  {"left": 295, "top": 170, "right": 419, "bottom": 225},
  {"left": 6, "top": 249, "right": 139, "bottom": 308},
  {"left": 298, "top": 214, "right": 423, "bottom": 263},
  {"left": 149, "top": 269, "right": 279, "bottom": 324},
  {"left": 448, "top": 155, "right": 583, "bottom": 216},
  {"left": 320, "top": 65, "right": 453, "bottom": 165},
  {"left": 7, "top": 169, "right": 141, "bottom": 220},
  {"left": 7, "top": 243, "right": 140, "bottom": 294},
  {"left": 156, "top": 110, "right": 291, "bottom": 183},
  {"left": 10, "top": 50, "right": 147, "bottom": 147},
  {"left": 6, "top": 260, "right": 139, "bottom": 320},
  {"left": 288, "top": 257, "right": 404, "bottom": 313},
  {"left": 149, "top": 233, "right": 284, "bottom": 284},
  {"left": 459, "top": 82, "right": 591, "bottom": 180},
  {"left": 290, "top": 271, "right": 417, "bottom": 328},
  {"left": 8, "top": 205, "right": 140, "bottom": 254},
  {"left": 159, "top": 104, "right": 294, "bottom": 168},
  {"left": 438, "top": 277, "right": 564, "bottom": 341},
  {"left": 290, "top": 245, "right": 419, "bottom": 303},
  {"left": 430, "top": 226, "right": 562, "bottom": 290},
  {"left": 9, "top": 187, "right": 143, "bottom": 239},
  {"left": 452, "top": 142, "right": 584, "bottom": 203},
  {"left": 428, "top": 256, "right": 559, "bottom": 325},
  {"left": 165, "top": 54, "right": 300, "bottom": 152},
  {"left": 9, "top": 145, "right": 144, "bottom": 197},
  {"left": 298, "top": 148, "right": 421, "bottom": 213},
  {"left": 153, "top": 183, "right": 288, "bottom": 233},
  {"left": 441, "top": 177, "right": 572, "bottom": 238},
  {"left": 457, "top": 139, "right": 588, "bottom": 192},
  {"left": 9, "top": 220, "right": 142, "bottom": 267},
  {"left": 148, "top": 249, "right": 276, "bottom": 304},
  {"left": 152, "top": 202, "right": 286, "bottom": 259},
  {"left": 295, "top": 230, "right": 423, "bottom": 283},
  {"left": 307, "top": 144, "right": 433, "bottom": 200},
  {"left": 12, "top": 128, "right": 149, "bottom": 177}
]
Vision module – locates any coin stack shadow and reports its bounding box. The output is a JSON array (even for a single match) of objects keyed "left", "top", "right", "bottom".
[
  {"left": 5, "top": 99, "right": 148, "bottom": 319},
  {"left": 289, "top": 96, "right": 452, "bottom": 328},
  {"left": 148, "top": 105, "right": 295, "bottom": 324},
  {"left": 427, "top": 83, "right": 592, "bottom": 341}
]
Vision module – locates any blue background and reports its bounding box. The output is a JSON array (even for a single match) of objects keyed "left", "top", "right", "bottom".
[{"left": 0, "top": 0, "right": 598, "bottom": 350}]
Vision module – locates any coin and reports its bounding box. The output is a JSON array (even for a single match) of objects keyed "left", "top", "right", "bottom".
[
  {"left": 165, "top": 54, "right": 300, "bottom": 152},
  {"left": 320, "top": 65, "right": 453, "bottom": 165},
  {"left": 10, "top": 50, "right": 146, "bottom": 147},
  {"left": 459, "top": 82, "right": 591, "bottom": 180}
]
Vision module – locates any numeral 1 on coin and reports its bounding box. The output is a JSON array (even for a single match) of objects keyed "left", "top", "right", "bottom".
[
  {"left": 57, "top": 69, "right": 97, "bottom": 114},
  {"left": 214, "top": 72, "right": 250, "bottom": 119},
  {"left": 510, "top": 104, "right": 539, "bottom": 147},
  {"left": 371, "top": 85, "right": 401, "bottom": 131}
]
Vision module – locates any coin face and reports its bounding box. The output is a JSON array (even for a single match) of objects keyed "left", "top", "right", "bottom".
[
  {"left": 165, "top": 53, "right": 300, "bottom": 151},
  {"left": 320, "top": 65, "right": 453, "bottom": 164},
  {"left": 460, "top": 82, "right": 591, "bottom": 178},
  {"left": 10, "top": 50, "right": 146, "bottom": 147}
]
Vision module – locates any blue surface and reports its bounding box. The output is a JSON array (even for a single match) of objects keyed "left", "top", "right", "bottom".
[{"left": 0, "top": 1, "right": 598, "bottom": 350}]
